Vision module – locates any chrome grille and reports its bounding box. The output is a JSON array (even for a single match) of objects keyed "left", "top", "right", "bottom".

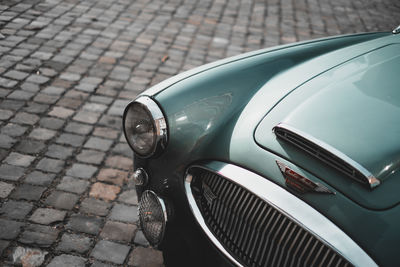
[{"left": 190, "top": 168, "right": 352, "bottom": 267}]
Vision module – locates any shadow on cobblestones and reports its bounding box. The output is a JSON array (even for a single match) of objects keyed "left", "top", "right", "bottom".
[{"left": 0, "top": 0, "right": 399, "bottom": 266}]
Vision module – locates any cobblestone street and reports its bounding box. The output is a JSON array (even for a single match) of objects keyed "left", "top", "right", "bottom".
[{"left": 0, "top": 0, "right": 399, "bottom": 266}]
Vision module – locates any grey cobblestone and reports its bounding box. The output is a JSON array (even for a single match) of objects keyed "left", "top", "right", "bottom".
[
  {"left": 0, "top": 164, "right": 25, "bottom": 181},
  {"left": 19, "top": 224, "right": 59, "bottom": 247},
  {"left": 45, "top": 191, "right": 79, "bottom": 210},
  {"left": 80, "top": 197, "right": 112, "bottom": 216},
  {"left": 56, "top": 233, "right": 92, "bottom": 254},
  {"left": 0, "top": 200, "right": 33, "bottom": 219},
  {"left": 91, "top": 240, "right": 130, "bottom": 264},
  {"left": 47, "top": 254, "right": 86, "bottom": 267},
  {"left": 25, "top": 171, "right": 55, "bottom": 186},
  {"left": 29, "top": 208, "right": 66, "bottom": 225},
  {"left": 11, "top": 184, "right": 46, "bottom": 201},
  {"left": 0, "top": 0, "right": 397, "bottom": 265},
  {"left": 66, "top": 214, "right": 103, "bottom": 235},
  {"left": 57, "top": 176, "right": 89, "bottom": 194}
]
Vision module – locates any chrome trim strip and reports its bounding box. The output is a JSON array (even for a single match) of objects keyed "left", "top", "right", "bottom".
[
  {"left": 123, "top": 96, "right": 168, "bottom": 158},
  {"left": 274, "top": 123, "right": 380, "bottom": 188},
  {"left": 185, "top": 163, "right": 377, "bottom": 267},
  {"left": 393, "top": 25, "right": 400, "bottom": 34}
]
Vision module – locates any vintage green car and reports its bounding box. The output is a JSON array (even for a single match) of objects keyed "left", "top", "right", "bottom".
[{"left": 123, "top": 26, "right": 400, "bottom": 267}]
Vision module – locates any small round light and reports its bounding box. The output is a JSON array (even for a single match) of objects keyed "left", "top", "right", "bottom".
[
  {"left": 123, "top": 96, "right": 167, "bottom": 158},
  {"left": 139, "top": 190, "right": 167, "bottom": 246},
  {"left": 132, "top": 168, "right": 148, "bottom": 186}
]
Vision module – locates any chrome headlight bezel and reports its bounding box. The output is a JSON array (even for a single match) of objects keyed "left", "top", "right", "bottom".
[{"left": 123, "top": 96, "right": 168, "bottom": 158}]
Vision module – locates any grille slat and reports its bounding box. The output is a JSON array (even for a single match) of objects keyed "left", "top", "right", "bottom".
[{"left": 190, "top": 169, "right": 352, "bottom": 267}]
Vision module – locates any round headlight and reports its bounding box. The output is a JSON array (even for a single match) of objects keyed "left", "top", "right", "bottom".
[
  {"left": 139, "top": 190, "right": 167, "bottom": 246},
  {"left": 123, "top": 96, "right": 167, "bottom": 158}
]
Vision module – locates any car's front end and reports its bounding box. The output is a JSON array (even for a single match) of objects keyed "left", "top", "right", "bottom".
[{"left": 123, "top": 30, "right": 400, "bottom": 266}]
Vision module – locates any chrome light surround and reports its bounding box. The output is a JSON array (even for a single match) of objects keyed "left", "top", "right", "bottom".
[
  {"left": 139, "top": 190, "right": 168, "bottom": 246},
  {"left": 123, "top": 96, "right": 167, "bottom": 158}
]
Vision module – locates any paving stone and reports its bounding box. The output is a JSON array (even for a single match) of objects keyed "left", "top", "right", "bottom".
[
  {"left": 109, "top": 204, "right": 138, "bottom": 223},
  {"left": 56, "top": 133, "right": 85, "bottom": 147},
  {"left": 57, "top": 176, "right": 90, "bottom": 194},
  {"left": 36, "top": 157, "right": 64, "bottom": 173},
  {"left": 21, "top": 82, "right": 40, "bottom": 92},
  {"left": 57, "top": 97, "right": 83, "bottom": 109},
  {"left": 11, "top": 112, "right": 39, "bottom": 125},
  {"left": 0, "top": 133, "right": 16, "bottom": 148},
  {"left": 91, "top": 240, "right": 130, "bottom": 264},
  {"left": 29, "top": 208, "right": 66, "bottom": 225},
  {"left": 48, "top": 106, "right": 74, "bottom": 118},
  {"left": 82, "top": 102, "right": 107, "bottom": 113},
  {"left": 0, "top": 100, "right": 25, "bottom": 111},
  {"left": 39, "top": 117, "right": 65, "bottom": 130},
  {"left": 16, "top": 139, "right": 46, "bottom": 154},
  {"left": 80, "top": 197, "right": 111, "bottom": 216},
  {"left": 0, "top": 200, "right": 33, "bottom": 219},
  {"left": 4, "top": 70, "right": 29, "bottom": 80},
  {"left": 133, "top": 230, "right": 150, "bottom": 247},
  {"left": 91, "top": 261, "right": 114, "bottom": 267},
  {"left": 66, "top": 163, "right": 97, "bottom": 179},
  {"left": 84, "top": 137, "right": 113, "bottom": 151},
  {"left": 100, "top": 221, "right": 136, "bottom": 243},
  {"left": 34, "top": 93, "right": 60, "bottom": 104},
  {"left": 0, "top": 77, "right": 18, "bottom": 88},
  {"left": 10, "top": 184, "right": 45, "bottom": 201},
  {"left": 0, "top": 149, "right": 7, "bottom": 161},
  {"left": 0, "top": 219, "right": 23, "bottom": 239},
  {"left": 105, "top": 155, "right": 132, "bottom": 171},
  {"left": 73, "top": 110, "right": 101, "bottom": 124},
  {"left": 0, "top": 181, "right": 15, "bottom": 198},
  {"left": 0, "top": 109, "right": 14, "bottom": 120},
  {"left": 76, "top": 149, "right": 105, "bottom": 165},
  {"left": 45, "top": 144, "right": 74, "bottom": 160},
  {"left": 60, "top": 72, "right": 81, "bottom": 81},
  {"left": 93, "top": 126, "right": 119, "bottom": 139},
  {"left": 118, "top": 189, "right": 138, "bottom": 205},
  {"left": 97, "top": 168, "right": 128, "bottom": 186},
  {"left": 10, "top": 246, "right": 48, "bottom": 267},
  {"left": 89, "top": 182, "right": 120, "bottom": 201},
  {"left": 66, "top": 214, "right": 102, "bottom": 235},
  {"left": 24, "top": 102, "right": 49, "bottom": 113},
  {"left": 26, "top": 74, "right": 49, "bottom": 84},
  {"left": 56, "top": 233, "right": 92, "bottom": 254},
  {"left": 29, "top": 128, "right": 56, "bottom": 140},
  {"left": 4, "top": 152, "right": 35, "bottom": 167},
  {"left": 65, "top": 121, "right": 93, "bottom": 135},
  {"left": 1, "top": 123, "right": 27, "bottom": 136},
  {"left": 128, "top": 247, "right": 164, "bottom": 267},
  {"left": 25, "top": 171, "right": 55, "bottom": 186},
  {"left": 45, "top": 191, "right": 79, "bottom": 210},
  {"left": 7, "top": 90, "right": 35, "bottom": 100},
  {"left": 19, "top": 224, "right": 59, "bottom": 247},
  {"left": 0, "top": 164, "right": 25, "bottom": 181},
  {"left": 98, "top": 115, "right": 122, "bottom": 129},
  {"left": 47, "top": 254, "right": 86, "bottom": 267},
  {"left": 0, "top": 240, "right": 10, "bottom": 256}
]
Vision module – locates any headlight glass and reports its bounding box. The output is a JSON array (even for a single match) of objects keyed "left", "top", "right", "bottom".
[{"left": 123, "top": 96, "right": 167, "bottom": 157}]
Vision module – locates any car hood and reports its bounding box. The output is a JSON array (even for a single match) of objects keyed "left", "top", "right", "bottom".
[{"left": 255, "top": 43, "right": 400, "bottom": 210}]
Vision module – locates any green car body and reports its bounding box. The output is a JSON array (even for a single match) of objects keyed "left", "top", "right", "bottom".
[{"left": 126, "top": 31, "right": 400, "bottom": 266}]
